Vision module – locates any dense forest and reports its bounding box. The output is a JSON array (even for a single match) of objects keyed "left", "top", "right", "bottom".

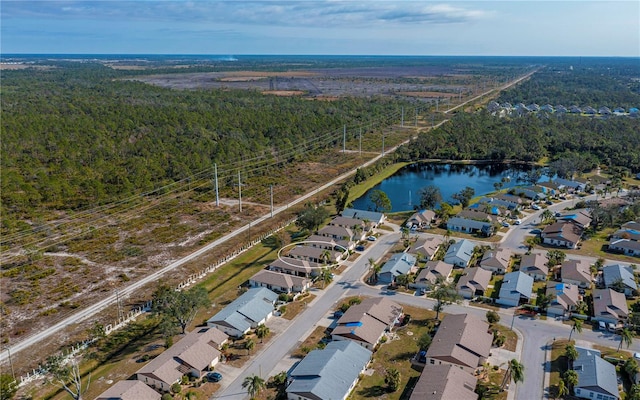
[
  {"left": 397, "top": 60, "right": 640, "bottom": 174},
  {"left": 497, "top": 58, "right": 640, "bottom": 108},
  {"left": 1, "top": 65, "right": 402, "bottom": 229},
  {"left": 395, "top": 111, "right": 640, "bottom": 171}
]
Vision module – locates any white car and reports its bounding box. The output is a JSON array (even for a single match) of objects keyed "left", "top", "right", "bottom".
[
  {"left": 367, "top": 236, "right": 377, "bottom": 241},
  {"left": 514, "top": 219, "right": 522, "bottom": 225},
  {"left": 531, "top": 204, "right": 541, "bottom": 210}
]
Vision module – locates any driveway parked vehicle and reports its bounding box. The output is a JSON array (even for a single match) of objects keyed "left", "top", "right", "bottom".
[{"left": 207, "top": 372, "right": 223, "bottom": 382}]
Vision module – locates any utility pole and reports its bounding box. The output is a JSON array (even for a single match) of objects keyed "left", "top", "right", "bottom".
[
  {"left": 238, "top": 171, "right": 242, "bottom": 213},
  {"left": 270, "top": 185, "right": 273, "bottom": 218},
  {"left": 343, "top": 125, "right": 346, "bottom": 153},
  {"left": 116, "top": 289, "right": 123, "bottom": 321},
  {"left": 214, "top": 163, "right": 219, "bottom": 207},
  {"left": 6, "top": 346, "right": 14, "bottom": 380}
]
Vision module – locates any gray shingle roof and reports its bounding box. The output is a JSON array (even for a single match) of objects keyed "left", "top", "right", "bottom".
[
  {"left": 574, "top": 347, "right": 619, "bottom": 397},
  {"left": 380, "top": 253, "right": 417, "bottom": 276},
  {"left": 96, "top": 380, "right": 161, "bottom": 400},
  {"left": 207, "top": 287, "right": 277, "bottom": 332},
  {"left": 409, "top": 364, "right": 478, "bottom": 400},
  {"left": 603, "top": 264, "right": 637, "bottom": 291},
  {"left": 444, "top": 239, "right": 475, "bottom": 265},
  {"left": 499, "top": 271, "right": 534, "bottom": 299},
  {"left": 287, "top": 341, "right": 372, "bottom": 400}
]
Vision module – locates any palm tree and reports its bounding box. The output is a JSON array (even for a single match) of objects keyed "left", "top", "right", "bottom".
[
  {"left": 555, "top": 379, "right": 569, "bottom": 399},
  {"left": 242, "top": 374, "right": 266, "bottom": 399},
  {"left": 320, "top": 249, "right": 332, "bottom": 265},
  {"left": 244, "top": 338, "right": 255, "bottom": 355},
  {"left": 564, "top": 344, "right": 578, "bottom": 370},
  {"left": 431, "top": 282, "right": 461, "bottom": 320},
  {"left": 568, "top": 318, "right": 583, "bottom": 341},
  {"left": 563, "top": 370, "right": 578, "bottom": 395},
  {"left": 618, "top": 327, "right": 634, "bottom": 351},
  {"left": 384, "top": 368, "right": 401, "bottom": 392},
  {"left": 541, "top": 209, "right": 554, "bottom": 224},
  {"left": 501, "top": 359, "right": 524, "bottom": 390},
  {"left": 320, "top": 267, "right": 333, "bottom": 288},
  {"left": 255, "top": 324, "right": 270, "bottom": 343}
]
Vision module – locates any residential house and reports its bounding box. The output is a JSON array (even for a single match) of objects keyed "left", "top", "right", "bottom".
[
  {"left": 332, "top": 297, "right": 403, "bottom": 350},
  {"left": 412, "top": 261, "right": 454, "bottom": 291},
  {"left": 592, "top": 288, "right": 629, "bottom": 326},
  {"left": 602, "top": 264, "right": 638, "bottom": 296},
  {"left": 408, "top": 237, "right": 441, "bottom": 261},
  {"left": 378, "top": 253, "right": 417, "bottom": 284},
  {"left": 513, "top": 186, "right": 546, "bottom": 200},
  {"left": 306, "top": 234, "right": 353, "bottom": 252},
  {"left": 317, "top": 225, "right": 355, "bottom": 246},
  {"left": 286, "top": 340, "right": 372, "bottom": 400},
  {"left": 446, "top": 217, "right": 494, "bottom": 237},
  {"left": 468, "top": 202, "right": 506, "bottom": 216},
  {"left": 406, "top": 209, "right": 436, "bottom": 229},
  {"left": 475, "top": 196, "right": 519, "bottom": 212},
  {"left": 520, "top": 253, "right": 549, "bottom": 281},
  {"left": 608, "top": 239, "right": 640, "bottom": 257},
  {"left": 622, "top": 221, "right": 640, "bottom": 231},
  {"left": 542, "top": 222, "right": 583, "bottom": 249},
  {"left": 569, "top": 105, "right": 582, "bottom": 114},
  {"left": 541, "top": 104, "right": 555, "bottom": 113},
  {"left": 537, "top": 181, "right": 562, "bottom": 196},
  {"left": 561, "top": 259, "right": 592, "bottom": 288},
  {"left": 556, "top": 105, "right": 568, "bottom": 113},
  {"left": 424, "top": 313, "right": 492, "bottom": 374},
  {"left": 267, "top": 257, "right": 318, "bottom": 278},
  {"left": 328, "top": 216, "right": 368, "bottom": 238},
  {"left": 96, "top": 380, "right": 161, "bottom": 400},
  {"left": 494, "top": 193, "right": 524, "bottom": 209},
  {"left": 546, "top": 282, "right": 581, "bottom": 317},
  {"left": 610, "top": 222, "right": 640, "bottom": 241},
  {"left": 479, "top": 248, "right": 512, "bottom": 274},
  {"left": 136, "top": 327, "right": 228, "bottom": 392},
  {"left": 207, "top": 287, "right": 278, "bottom": 338},
  {"left": 341, "top": 208, "right": 385, "bottom": 227},
  {"left": 555, "top": 178, "right": 587, "bottom": 193},
  {"left": 456, "top": 209, "right": 498, "bottom": 224},
  {"left": 444, "top": 239, "right": 476, "bottom": 268},
  {"left": 496, "top": 271, "right": 534, "bottom": 307},
  {"left": 409, "top": 364, "right": 478, "bottom": 400},
  {"left": 456, "top": 267, "right": 493, "bottom": 299},
  {"left": 556, "top": 209, "right": 592, "bottom": 229},
  {"left": 573, "top": 347, "right": 620, "bottom": 400},
  {"left": 287, "top": 245, "right": 343, "bottom": 264},
  {"left": 249, "top": 269, "right": 311, "bottom": 294}
]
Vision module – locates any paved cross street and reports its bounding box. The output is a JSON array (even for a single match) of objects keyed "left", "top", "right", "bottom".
[{"left": 214, "top": 194, "right": 639, "bottom": 400}]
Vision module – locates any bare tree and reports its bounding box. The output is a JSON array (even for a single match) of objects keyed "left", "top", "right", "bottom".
[{"left": 45, "top": 355, "right": 89, "bottom": 400}]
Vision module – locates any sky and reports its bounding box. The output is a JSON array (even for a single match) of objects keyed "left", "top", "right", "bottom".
[{"left": 2, "top": 1, "right": 639, "bottom": 57}]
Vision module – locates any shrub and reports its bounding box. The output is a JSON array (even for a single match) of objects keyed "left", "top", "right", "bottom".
[
  {"left": 171, "top": 382, "right": 182, "bottom": 393},
  {"left": 161, "top": 394, "right": 174, "bottom": 400},
  {"left": 486, "top": 310, "right": 500, "bottom": 324}
]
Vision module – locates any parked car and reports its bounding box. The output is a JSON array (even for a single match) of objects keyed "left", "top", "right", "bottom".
[
  {"left": 546, "top": 200, "right": 553, "bottom": 205},
  {"left": 207, "top": 372, "right": 223, "bottom": 382},
  {"left": 501, "top": 221, "right": 510, "bottom": 228},
  {"left": 355, "top": 245, "right": 365, "bottom": 251},
  {"left": 531, "top": 204, "right": 541, "bottom": 210},
  {"left": 367, "top": 236, "right": 377, "bottom": 241},
  {"left": 514, "top": 219, "right": 522, "bottom": 225}
]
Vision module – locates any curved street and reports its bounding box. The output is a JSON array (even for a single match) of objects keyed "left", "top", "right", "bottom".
[{"left": 214, "top": 194, "right": 638, "bottom": 400}]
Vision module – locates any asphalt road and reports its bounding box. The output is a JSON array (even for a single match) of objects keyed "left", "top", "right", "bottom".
[{"left": 215, "top": 193, "right": 638, "bottom": 400}]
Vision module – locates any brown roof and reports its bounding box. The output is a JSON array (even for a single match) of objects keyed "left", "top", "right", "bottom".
[
  {"left": 329, "top": 216, "right": 366, "bottom": 229},
  {"left": 561, "top": 259, "right": 592, "bottom": 284},
  {"left": 136, "top": 327, "right": 226, "bottom": 385},
  {"left": 96, "top": 380, "right": 161, "bottom": 400},
  {"left": 542, "top": 222, "right": 583, "bottom": 244},
  {"left": 547, "top": 282, "right": 580, "bottom": 310},
  {"left": 520, "top": 253, "right": 549, "bottom": 276},
  {"left": 457, "top": 267, "right": 492, "bottom": 293},
  {"left": 409, "top": 237, "right": 441, "bottom": 259},
  {"left": 415, "top": 261, "right": 454, "bottom": 285},
  {"left": 426, "top": 314, "right": 492, "bottom": 369},
  {"left": 480, "top": 248, "right": 512, "bottom": 271},
  {"left": 593, "top": 288, "right": 629, "bottom": 320},
  {"left": 268, "top": 257, "right": 317, "bottom": 275},
  {"left": 250, "top": 269, "right": 310, "bottom": 290},
  {"left": 332, "top": 314, "right": 387, "bottom": 346},
  {"left": 410, "top": 364, "right": 477, "bottom": 400},
  {"left": 317, "top": 225, "right": 353, "bottom": 240},
  {"left": 339, "top": 297, "right": 403, "bottom": 327},
  {"left": 333, "top": 297, "right": 403, "bottom": 346}
]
